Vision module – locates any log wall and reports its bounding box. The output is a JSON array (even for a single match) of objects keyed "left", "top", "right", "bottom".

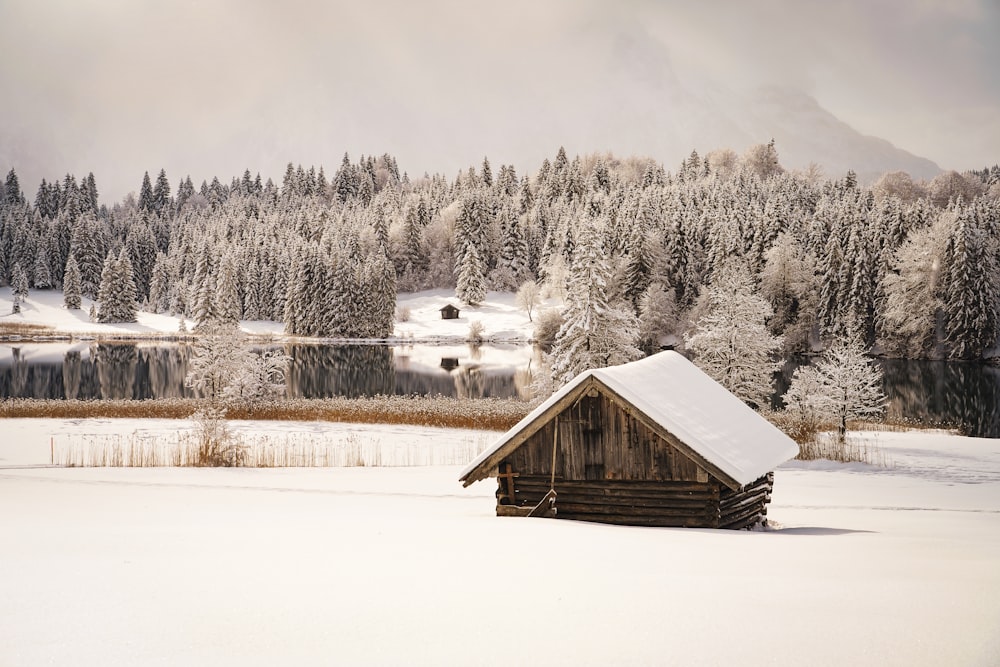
[{"left": 497, "top": 473, "right": 774, "bottom": 529}]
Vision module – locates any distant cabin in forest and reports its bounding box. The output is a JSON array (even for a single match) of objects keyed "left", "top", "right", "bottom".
[
  {"left": 459, "top": 351, "right": 799, "bottom": 529},
  {"left": 440, "top": 304, "right": 460, "bottom": 320}
]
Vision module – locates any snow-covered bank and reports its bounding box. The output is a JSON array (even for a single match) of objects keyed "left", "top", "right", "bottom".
[
  {"left": 1, "top": 421, "right": 998, "bottom": 666},
  {"left": 0, "top": 287, "right": 553, "bottom": 343}
]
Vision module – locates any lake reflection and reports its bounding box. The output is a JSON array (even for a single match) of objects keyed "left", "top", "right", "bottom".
[
  {"left": 2, "top": 343, "right": 998, "bottom": 437},
  {"left": 775, "top": 357, "right": 1000, "bottom": 439},
  {"left": 0, "top": 342, "right": 537, "bottom": 402}
]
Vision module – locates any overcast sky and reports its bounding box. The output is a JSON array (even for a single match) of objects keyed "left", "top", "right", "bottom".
[{"left": 1, "top": 0, "right": 998, "bottom": 203}]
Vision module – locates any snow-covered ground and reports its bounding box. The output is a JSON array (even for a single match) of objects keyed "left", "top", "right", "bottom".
[
  {"left": 2, "top": 420, "right": 998, "bottom": 666},
  {"left": 0, "top": 287, "right": 553, "bottom": 343}
]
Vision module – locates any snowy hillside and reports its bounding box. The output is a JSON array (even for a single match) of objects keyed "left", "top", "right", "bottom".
[
  {"left": 1, "top": 420, "right": 998, "bottom": 666},
  {"left": 0, "top": 287, "right": 550, "bottom": 343}
]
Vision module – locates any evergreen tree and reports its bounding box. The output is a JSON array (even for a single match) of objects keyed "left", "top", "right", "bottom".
[
  {"left": 214, "top": 252, "right": 242, "bottom": 324},
  {"left": 456, "top": 242, "right": 487, "bottom": 306},
  {"left": 943, "top": 211, "right": 1000, "bottom": 359},
  {"left": 11, "top": 262, "right": 28, "bottom": 313},
  {"left": 550, "top": 215, "right": 641, "bottom": 386},
  {"left": 97, "top": 249, "right": 137, "bottom": 323},
  {"left": 82, "top": 173, "right": 99, "bottom": 213},
  {"left": 138, "top": 172, "right": 155, "bottom": 213},
  {"left": 152, "top": 169, "right": 171, "bottom": 215},
  {"left": 32, "top": 243, "right": 52, "bottom": 289},
  {"left": 4, "top": 169, "right": 26, "bottom": 207},
  {"left": 70, "top": 216, "right": 103, "bottom": 299},
  {"left": 481, "top": 156, "right": 493, "bottom": 187},
  {"left": 192, "top": 244, "right": 218, "bottom": 328},
  {"left": 63, "top": 255, "right": 82, "bottom": 309},
  {"left": 126, "top": 223, "right": 157, "bottom": 301}
]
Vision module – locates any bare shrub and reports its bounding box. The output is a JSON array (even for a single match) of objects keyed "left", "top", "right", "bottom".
[
  {"left": 191, "top": 407, "right": 246, "bottom": 466},
  {"left": 467, "top": 320, "right": 485, "bottom": 343},
  {"left": 533, "top": 308, "right": 563, "bottom": 346},
  {"left": 396, "top": 306, "right": 411, "bottom": 322}
]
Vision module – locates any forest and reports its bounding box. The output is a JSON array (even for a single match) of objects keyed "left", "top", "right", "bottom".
[{"left": 1, "top": 143, "right": 998, "bottom": 370}]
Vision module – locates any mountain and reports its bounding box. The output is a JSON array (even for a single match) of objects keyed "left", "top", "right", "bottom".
[{"left": 575, "top": 26, "right": 943, "bottom": 183}]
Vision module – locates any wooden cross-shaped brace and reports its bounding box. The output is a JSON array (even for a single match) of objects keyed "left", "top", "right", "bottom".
[{"left": 496, "top": 461, "right": 518, "bottom": 505}]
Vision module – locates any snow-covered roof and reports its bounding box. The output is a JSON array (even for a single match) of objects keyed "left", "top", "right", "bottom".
[{"left": 460, "top": 351, "right": 799, "bottom": 488}]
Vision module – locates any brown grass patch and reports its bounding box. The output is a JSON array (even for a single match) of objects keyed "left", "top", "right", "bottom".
[
  {"left": 0, "top": 396, "right": 530, "bottom": 431},
  {"left": 0, "top": 322, "right": 57, "bottom": 337}
]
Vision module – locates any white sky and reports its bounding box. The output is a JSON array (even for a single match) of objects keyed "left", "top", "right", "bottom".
[{"left": 1, "top": 0, "right": 998, "bottom": 202}]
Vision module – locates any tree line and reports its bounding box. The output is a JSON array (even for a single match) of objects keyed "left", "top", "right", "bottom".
[{"left": 1, "top": 145, "right": 998, "bottom": 368}]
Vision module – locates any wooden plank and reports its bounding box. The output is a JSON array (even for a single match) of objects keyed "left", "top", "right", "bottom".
[
  {"left": 496, "top": 504, "right": 533, "bottom": 517},
  {"left": 558, "top": 513, "right": 716, "bottom": 528},
  {"left": 460, "top": 377, "right": 598, "bottom": 485},
  {"left": 552, "top": 502, "right": 715, "bottom": 519},
  {"left": 527, "top": 489, "right": 557, "bottom": 518},
  {"left": 513, "top": 476, "right": 714, "bottom": 493},
  {"left": 594, "top": 379, "right": 743, "bottom": 490}
]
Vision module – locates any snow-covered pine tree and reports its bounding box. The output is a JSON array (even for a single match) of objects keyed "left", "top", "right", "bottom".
[
  {"left": 70, "top": 215, "right": 104, "bottom": 299},
  {"left": 138, "top": 171, "right": 155, "bottom": 213},
  {"left": 191, "top": 244, "right": 218, "bottom": 329},
  {"left": 152, "top": 169, "right": 171, "bottom": 216},
  {"left": 11, "top": 261, "right": 28, "bottom": 312},
  {"left": 622, "top": 224, "right": 655, "bottom": 311},
  {"left": 95, "top": 253, "right": 116, "bottom": 322},
  {"left": 126, "top": 223, "right": 157, "bottom": 302},
  {"left": 32, "top": 242, "right": 52, "bottom": 289},
  {"left": 549, "top": 215, "right": 641, "bottom": 386},
  {"left": 214, "top": 251, "right": 242, "bottom": 325},
  {"left": 492, "top": 202, "right": 527, "bottom": 290},
  {"left": 943, "top": 207, "right": 1000, "bottom": 359},
  {"left": 146, "top": 252, "right": 171, "bottom": 313},
  {"left": 684, "top": 259, "right": 782, "bottom": 409},
  {"left": 4, "top": 169, "right": 26, "bottom": 207},
  {"left": 63, "top": 255, "right": 82, "bottom": 309},
  {"left": 96, "top": 248, "right": 138, "bottom": 323},
  {"left": 456, "top": 242, "right": 487, "bottom": 306},
  {"left": 364, "top": 250, "right": 396, "bottom": 338}
]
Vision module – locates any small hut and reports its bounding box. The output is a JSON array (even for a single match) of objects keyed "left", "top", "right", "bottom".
[
  {"left": 459, "top": 351, "right": 798, "bottom": 529},
  {"left": 440, "top": 304, "right": 460, "bottom": 320}
]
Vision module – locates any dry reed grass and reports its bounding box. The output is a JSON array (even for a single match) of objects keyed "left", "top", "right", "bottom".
[
  {"left": 0, "top": 322, "right": 56, "bottom": 336},
  {"left": 765, "top": 411, "right": 892, "bottom": 465},
  {"left": 55, "top": 429, "right": 492, "bottom": 468},
  {"left": 0, "top": 396, "right": 531, "bottom": 430}
]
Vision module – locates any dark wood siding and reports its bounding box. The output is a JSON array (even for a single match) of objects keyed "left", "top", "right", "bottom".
[
  {"left": 496, "top": 387, "right": 774, "bottom": 529},
  {"left": 507, "top": 390, "right": 707, "bottom": 483}
]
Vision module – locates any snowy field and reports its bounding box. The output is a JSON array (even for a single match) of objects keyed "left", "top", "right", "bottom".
[
  {"left": 0, "top": 287, "right": 551, "bottom": 343},
  {"left": 2, "top": 419, "right": 999, "bottom": 666}
]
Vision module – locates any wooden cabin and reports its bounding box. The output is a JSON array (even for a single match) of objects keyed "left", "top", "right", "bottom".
[
  {"left": 459, "top": 351, "right": 799, "bottom": 529},
  {"left": 440, "top": 304, "right": 460, "bottom": 320}
]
